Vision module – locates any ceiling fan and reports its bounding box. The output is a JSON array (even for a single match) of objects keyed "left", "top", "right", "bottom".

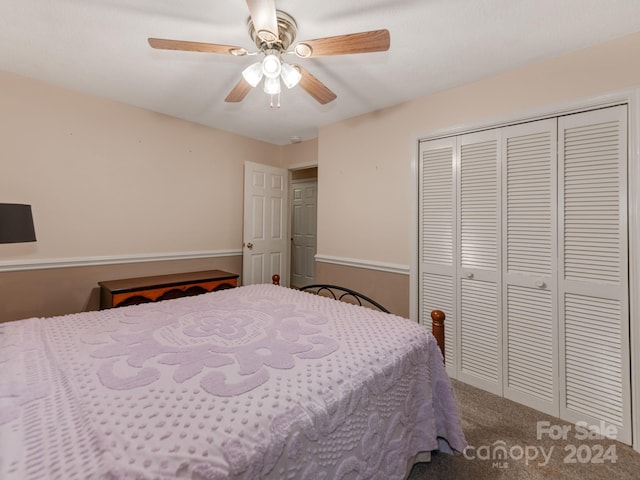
[{"left": 148, "top": 0, "right": 390, "bottom": 106}]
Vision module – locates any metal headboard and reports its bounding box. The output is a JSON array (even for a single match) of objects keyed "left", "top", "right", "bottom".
[{"left": 298, "top": 284, "right": 390, "bottom": 313}]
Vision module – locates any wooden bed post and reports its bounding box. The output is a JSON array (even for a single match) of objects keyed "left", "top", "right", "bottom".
[
  {"left": 431, "top": 310, "right": 445, "bottom": 361},
  {"left": 272, "top": 274, "right": 280, "bottom": 286}
]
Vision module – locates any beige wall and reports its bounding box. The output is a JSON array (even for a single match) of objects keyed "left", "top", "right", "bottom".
[
  {"left": 4, "top": 31, "right": 640, "bottom": 322},
  {"left": 317, "top": 31, "right": 640, "bottom": 268},
  {"left": 0, "top": 70, "right": 282, "bottom": 263},
  {"left": 0, "top": 71, "right": 287, "bottom": 322},
  {"left": 0, "top": 256, "right": 241, "bottom": 322},
  {"left": 281, "top": 138, "right": 318, "bottom": 168},
  {"left": 0, "top": 72, "right": 320, "bottom": 323},
  {"left": 316, "top": 262, "right": 409, "bottom": 318}
]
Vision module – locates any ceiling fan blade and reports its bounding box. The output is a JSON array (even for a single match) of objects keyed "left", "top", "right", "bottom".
[
  {"left": 246, "top": 0, "right": 279, "bottom": 43},
  {"left": 295, "top": 65, "right": 337, "bottom": 105},
  {"left": 225, "top": 78, "right": 253, "bottom": 103},
  {"left": 148, "top": 38, "right": 247, "bottom": 56},
  {"left": 294, "top": 29, "right": 390, "bottom": 58}
]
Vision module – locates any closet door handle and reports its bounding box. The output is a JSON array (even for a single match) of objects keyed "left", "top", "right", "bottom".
[
  {"left": 466, "top": 272, "right": 474, "bottom": 279},
  {"left": 536, "top": 281, "right": 546, "bottom": 289}
]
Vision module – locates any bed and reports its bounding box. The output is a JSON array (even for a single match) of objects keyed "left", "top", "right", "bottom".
[{"left": 0, "top": 279, "right": 466, "bottom": 479}]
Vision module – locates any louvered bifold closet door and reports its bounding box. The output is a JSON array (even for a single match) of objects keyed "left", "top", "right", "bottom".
[
  {"left": 501, "top": 119, "right": 559, "bottom": 415},
  {"left": 457, "top": 130, "right": 502, "bottom": 394},
  {"left": 419, "top": 137, "right": 457, "bottom": 376},
  {"left": 558, "top": 105, "right": 631, "bottom": 444}
]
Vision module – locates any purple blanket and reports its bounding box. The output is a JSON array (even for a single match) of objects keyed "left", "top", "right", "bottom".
[{"left": 0, "top": 284, "right": 466, "bottom": 479}]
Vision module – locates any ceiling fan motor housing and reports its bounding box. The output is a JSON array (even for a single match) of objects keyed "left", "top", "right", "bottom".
[{"left": 248, "top": 10, "right": 297, "bottom": 53}]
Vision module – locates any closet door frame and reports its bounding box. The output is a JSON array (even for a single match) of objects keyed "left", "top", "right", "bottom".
[{"left": 410, "top": 87, "right": 640, "bottom": 452}]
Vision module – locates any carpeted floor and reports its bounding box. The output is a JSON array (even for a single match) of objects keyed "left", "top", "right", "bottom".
[{"left": 407, "top": 379, "right": 640, "bottom": 479}]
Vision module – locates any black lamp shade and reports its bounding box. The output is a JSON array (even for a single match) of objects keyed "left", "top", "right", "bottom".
[{"left": 0, "top": 203, "right": 37, "bottom": 244}]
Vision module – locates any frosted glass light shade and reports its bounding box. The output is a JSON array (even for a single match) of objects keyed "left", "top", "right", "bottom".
[
  {"left": 280, "top": 63, "right": 302, "bottom": 89},
  {"left": 264, "top": 76, "right": 281, "bottom": 94},
  {"left": 242, "top": 62, "right": 263, "bottom": 87},
  {"left": 262, "top": 54, "right": 281, "bottom": 79}
]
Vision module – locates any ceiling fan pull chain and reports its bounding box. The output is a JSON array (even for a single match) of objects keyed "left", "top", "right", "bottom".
[{"left": 268, "top": 93, "right": 281, "bottom": 109}]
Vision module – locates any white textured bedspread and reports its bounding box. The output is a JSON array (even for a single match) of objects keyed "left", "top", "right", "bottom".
[{"left": 1, "top": 284, "right": 466, "bottom": 479}]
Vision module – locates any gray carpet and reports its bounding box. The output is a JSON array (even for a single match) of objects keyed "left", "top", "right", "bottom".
[{"left": 407, "top": 379, "right": 639, "bottom": 479}]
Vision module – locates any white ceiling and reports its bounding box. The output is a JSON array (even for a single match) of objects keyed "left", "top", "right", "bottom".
[{"left": 2, "top": 1, "right": 640, "bottom": 145}]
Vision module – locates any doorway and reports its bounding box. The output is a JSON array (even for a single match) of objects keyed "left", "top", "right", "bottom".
[{"left": 289, "top": 167, "right": 317, "bottom": 288}]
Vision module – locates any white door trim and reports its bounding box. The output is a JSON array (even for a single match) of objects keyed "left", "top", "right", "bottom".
[{"left": 628, "top": 88, "right": 640, "bottom": 452}]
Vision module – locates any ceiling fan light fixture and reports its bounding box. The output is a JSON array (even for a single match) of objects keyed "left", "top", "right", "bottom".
[
  {"left": 280, "top": 62, "right": 302, "bottom": 89},
  {"left": 264, "top": 76, "right": 281, "bottom": 95},
  {"left": 242, "top": 62, "right": 264, "bottom": 87},
  {"left": 262, "top": 54, "right": 281, "bottom": 79},
  {"left": 293, "top": 43, "right": 312, "bottom": 58}
]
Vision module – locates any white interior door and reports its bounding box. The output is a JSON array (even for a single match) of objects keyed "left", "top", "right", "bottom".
[
  {"left": 501, "top": 119, "right": 559, "bottom": 416},
  {"left": 419, "top": 137, "right": 458, "bottom": 376},
  {"left": 290, "top": 180, "right": 317, "bottom": 288},
  {"left": 456, "top": 129, "right": 503, "bottom": 395},
  {"left": 558, "top": 105, "right": 630, "bottom": 444},
  {"left": 243, "top": 161, "right": 288, "bottom": 285},
  {"left": 419, "top": 104, "right": 631, "bottom": 445}
]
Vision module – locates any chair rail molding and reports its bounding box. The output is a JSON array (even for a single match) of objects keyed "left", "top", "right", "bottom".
[
  {"left": 315, "top": 254, "right": 409, "bottom": 275},
  {"left": 0, "top": 249, "right": 242, "bottom": 272}
]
